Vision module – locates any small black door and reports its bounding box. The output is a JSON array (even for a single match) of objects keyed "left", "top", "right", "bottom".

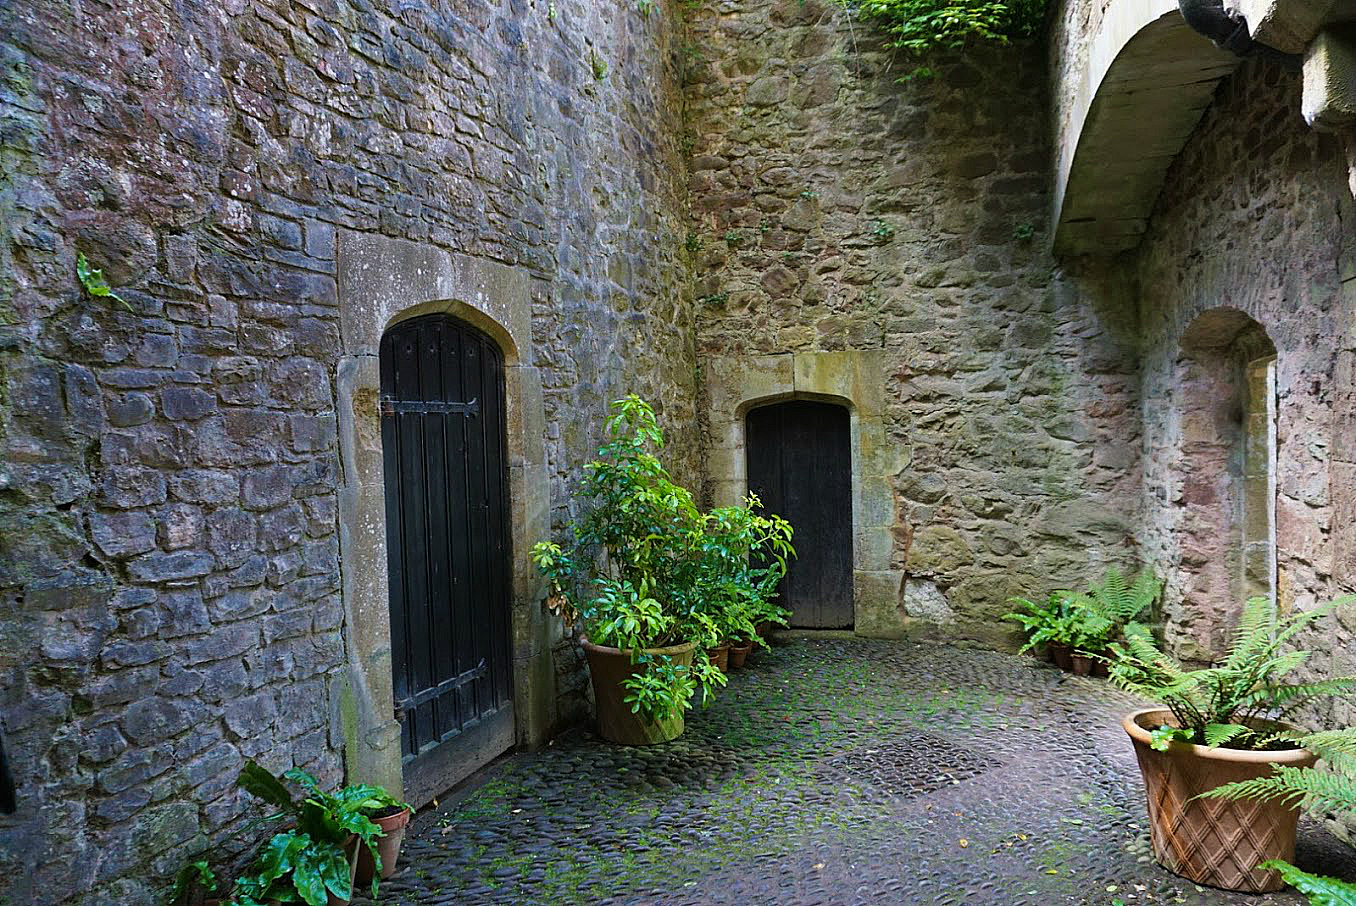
[
  {"left": 380, "top": 315, "right": 513, "bottom": 804},
  {"left": 745, "top": 401, "right": 853, "bottom": 628}
]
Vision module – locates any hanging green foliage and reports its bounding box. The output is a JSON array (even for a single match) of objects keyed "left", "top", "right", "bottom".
[{"left": 837, "top": 0, "right": 1046, "bottom": 79}]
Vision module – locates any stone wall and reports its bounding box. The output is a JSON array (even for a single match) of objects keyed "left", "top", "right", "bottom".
[
  {"left": 0, "top": 0, "right": 697, "bottom": 902},
  {"left": 684, "top": 0, "right": 1144, "bottom": 642},
  {"left": 1134, "top": 57, "right": 1356, "bottom": 727}
]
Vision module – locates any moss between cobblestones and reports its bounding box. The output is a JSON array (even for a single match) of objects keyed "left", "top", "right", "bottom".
[{"left": 366, "top": 639, "right": 1353, "bottom": 905}]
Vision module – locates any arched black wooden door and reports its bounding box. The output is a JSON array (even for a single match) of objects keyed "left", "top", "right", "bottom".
[
  {"left": 380, "top": 315, "right": 513, "bottom": 803},
  {"left": 745, "top": 401, "right": 853, "bottom": 628}
]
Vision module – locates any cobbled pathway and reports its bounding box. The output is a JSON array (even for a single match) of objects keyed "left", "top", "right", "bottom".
[{"left": 364, "top": 637, "right": 1356, "bottom": 905}]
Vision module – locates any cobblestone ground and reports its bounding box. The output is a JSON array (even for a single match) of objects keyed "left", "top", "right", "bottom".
[{"left": 366, "top": 638, "right": 1356, "bottom": 905}]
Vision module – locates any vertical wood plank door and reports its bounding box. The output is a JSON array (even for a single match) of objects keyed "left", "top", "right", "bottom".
[
  {"left": 745, "top": 401, "right": 854, "bottom": 628},
  {"left": 379, "top": 314, "right": 514, "bottom": 805}
]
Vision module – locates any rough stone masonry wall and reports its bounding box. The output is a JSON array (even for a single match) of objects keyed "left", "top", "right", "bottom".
[
  {"left": 0, "top": 0, "right": 696, "bottom": 902},
  {"left": 683, "top": 0, "right": 1144, "bottom": 642},
  {"left": 1135, "top": 58, "right": 1356, "bottom": 729}
]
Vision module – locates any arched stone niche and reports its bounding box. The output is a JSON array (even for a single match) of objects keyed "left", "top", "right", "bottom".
[
  {"left": 1168, "top": 307, "right": 1277, "bottom": 659},
  {"left": 334, "top": 232, "right": 551, "bottom": 800},
  {"left": 702, "top": 350, "right": 907, "bottom": 638}
]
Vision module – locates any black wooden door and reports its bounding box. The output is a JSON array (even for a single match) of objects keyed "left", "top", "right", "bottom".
[
  {"left": 380, "top": 315, "right": 513, "bottom": 803},
  {"left": 745, "top": 401, "right": 853, "bottom": 628}
]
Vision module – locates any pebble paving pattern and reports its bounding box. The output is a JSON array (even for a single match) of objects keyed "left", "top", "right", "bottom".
[{"left": 364, "top": 638, "right": 1356, "bottom": 905}]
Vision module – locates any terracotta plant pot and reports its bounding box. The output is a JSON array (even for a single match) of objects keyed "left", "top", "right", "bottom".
[
  {"left": 1091, "top": 657, "right": 1110, "bottom": 678},
  {"left": 1123, "top": 707, "right": 1317, "bottom": 892},
  {"left": 355, "top": 807, "right": 412, "bottom": 885},
  {"left": 1048, "top": 643, "right": 1073, "bottom": 671},
  {"left": 706, "top": 643, "right": 730, "bottom": 672},
  {"left": 581, "top": 638, "right": 695, "bottom": 745},
  {"left": 728, "top": 639, "right": 753, "bottom": 669},
  {"left": 1071, "top": 653, "right": 1093, "bottom": 676},
  {"left": 756, "top": 621, "right": 775, "bottom": 639}
]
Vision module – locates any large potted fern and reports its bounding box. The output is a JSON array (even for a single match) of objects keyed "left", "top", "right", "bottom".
[
  {"left": 1109, "top": 594, "right": 1356, "bottom": 892},
  {"left": 1202, "top": 728, "right": 1356, "bottom": 901}
]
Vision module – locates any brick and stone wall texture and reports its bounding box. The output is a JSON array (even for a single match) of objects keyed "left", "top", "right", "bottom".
[
  {"left": 0, "top": 0, "right": 697, "bottom": 902},
  {"left": 1134, "top": 57, "right": 1356, "bottom": 728},
  {"left": 683, "top": 0, "right": 1144, "bottom": 642}
]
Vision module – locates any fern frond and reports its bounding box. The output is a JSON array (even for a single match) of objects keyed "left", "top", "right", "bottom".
[
  {"left": 1201, "top": 770, "right": 1310, "bottom": 807},
  {"left": 1206, "top": 763, "right": 1356, "bottom": 816},
  {"left": 1292, "top": 729, "right": 1356, "bottom": 761},
  {"left": 1243, "top": 678, "right": 1356, "bottom": 714},
  {"left": 1223, "top": 596, "right": 1278, "bottom": 671},
  {"left": 1204, "top": 723, "right": 1253, "bottom": 748}
]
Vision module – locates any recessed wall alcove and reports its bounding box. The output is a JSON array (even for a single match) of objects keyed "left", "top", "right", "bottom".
[{"left": 1165, "top": 307, "right": 1278, "bottom": 659}]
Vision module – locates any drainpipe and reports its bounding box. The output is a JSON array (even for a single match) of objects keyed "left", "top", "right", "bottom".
[{"left": 1178, "top": 0, "right": 1302, "bottom": 65}]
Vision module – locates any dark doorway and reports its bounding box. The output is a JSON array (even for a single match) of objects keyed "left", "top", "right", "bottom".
[
  {"left": 745, "top": 400, "right": 854, "bottom": 628},
  {"left": 380, "top": 314, "right": 514, "bottom": 804}
]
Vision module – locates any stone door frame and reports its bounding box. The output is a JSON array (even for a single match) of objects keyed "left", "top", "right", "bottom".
[
  {"left": 703, "top": 350, "right": 906, "bottom": 637},
  {"left": 334, "top": 232, "right": 552, "bottom": 800}
]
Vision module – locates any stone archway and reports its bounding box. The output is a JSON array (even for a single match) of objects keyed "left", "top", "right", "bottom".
[
  {"left": 334, "top": 232, "right": 552, "bottom": 803},
  {"left": 702, "top": 350, "right": 907, "bottom": 637},
  {"left": 1164, "top": 307, "right": 1277, "bottom": 659}
]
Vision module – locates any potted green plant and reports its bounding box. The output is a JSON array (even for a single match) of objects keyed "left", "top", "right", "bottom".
[
  {"left": 1059, "top": 568, "right": 1161, "bottom": 675},
  {"left": 1005, "top": 591, "right": 1078, "bottom": 669},
  {"left": 531, "top": 396, "right": 726, "bottom": 745},
  {"left": 1108, "top": 594, "right": 1356, "bottom": 893},
  {"left": 228, "top": 761, "right": 388, "bottom": 906},
  {"left": 1201, "top": 728, "right": 1356, "bottom": 902},
  {"left": 352, "top": 788, "right": 413, "bottom": 885},
  {"left": 1006, "top": 568, "right": 1159, "bottom": 675},
  {"left": 691, "top": 496, "right": 794, "bottom": 671}
]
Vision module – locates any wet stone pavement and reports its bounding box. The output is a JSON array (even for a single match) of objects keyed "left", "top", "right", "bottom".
[{"left": 364, "top": 638, "right": 1356, "bottom": 905}]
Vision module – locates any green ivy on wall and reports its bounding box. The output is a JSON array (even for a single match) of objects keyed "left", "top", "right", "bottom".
[{"left": 837, "top": 0, "right": 1045, "bottom": 78}]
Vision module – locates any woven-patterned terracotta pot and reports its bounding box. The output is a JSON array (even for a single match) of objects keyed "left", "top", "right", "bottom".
[
  {"left": 582, "top": 638, "right": 694, "bottom": 745},
  {"left": 1123, "top": 707, "right": 1316, "bottom": 892}
]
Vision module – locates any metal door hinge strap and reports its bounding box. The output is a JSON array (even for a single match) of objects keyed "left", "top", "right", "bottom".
[
  {"left": 394, "top": 659, "right": 489, "bottom": 715},
  {"left": 380, "top": 397, "right": 480, "bottom": 417}
]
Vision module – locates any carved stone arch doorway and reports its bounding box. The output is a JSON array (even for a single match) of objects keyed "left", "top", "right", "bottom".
[
  {"left": 334, "top": 233, "right": 552, "bottom": 806},
  {"left": 703, "top": 350, "right": 908, "bottom": 638}
]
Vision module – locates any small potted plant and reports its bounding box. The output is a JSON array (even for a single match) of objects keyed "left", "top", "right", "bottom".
[
  {"left": 1108, "top": 594, "right": 1356, "bottom": 893},
  {"left": 229, "top": 761, "right": 389, "bottom": 905},
  {"left": 692, "top": 496, "right": 794, "bottom": 672},
  {"left": 1007, "top": 568, "right": 1159, "bottom": 675},
  {"left": 352, "top": 788, "right": 414, "bottom": 885}
]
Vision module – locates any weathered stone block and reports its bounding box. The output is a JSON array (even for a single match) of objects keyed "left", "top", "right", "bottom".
[
  {"left": 1303, "top": 27, "right": 1356, "bottom": 130},
  {"left": 127, "top": 550, "right": 215, "bottom": 583},
  {"left": 853, "top": 569, "right": 906, "bottom": 638}
]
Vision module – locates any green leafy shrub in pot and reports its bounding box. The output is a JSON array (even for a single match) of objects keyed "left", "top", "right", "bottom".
[
  {"left": 1109, "top": 593, "right": 1356, "bottom": 892},
  {"left": 531, "top": 396, "right": 794, "bottom": 735},
  {"left": 688, "top": 494, "right": 794, "bottom": 650}
]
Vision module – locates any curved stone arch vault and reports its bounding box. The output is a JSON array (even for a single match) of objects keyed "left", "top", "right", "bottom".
[
  {"left": 334, "top": 232, "right": 552, "bottom": 800},
  {"left": 703, "top": 350, "right": 908, "bottom": 638},
  {"left": 1053, "top": 0, "right": 1239, "bottom": 255}
]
